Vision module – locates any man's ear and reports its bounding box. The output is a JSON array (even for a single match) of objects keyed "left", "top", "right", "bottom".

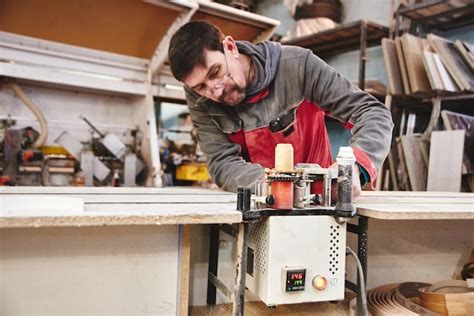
[{"left": 223, "top": 36, "right": 239, "bottom": 58}]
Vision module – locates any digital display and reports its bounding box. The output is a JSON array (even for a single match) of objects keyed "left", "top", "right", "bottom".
[{"left": 285, "top": 269, "right": 306, "bottom": 292}]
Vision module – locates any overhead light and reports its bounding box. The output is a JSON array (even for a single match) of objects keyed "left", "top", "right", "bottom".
[{"left": 164, "top": 84, "right": 183, "bottom": 91}]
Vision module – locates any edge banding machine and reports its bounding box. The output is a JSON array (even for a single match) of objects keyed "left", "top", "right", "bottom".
[{"left": 207, "top": 144, "right": 368, "bottom": 316}]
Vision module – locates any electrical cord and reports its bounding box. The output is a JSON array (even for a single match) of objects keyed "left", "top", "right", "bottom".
[{"left": 346, "top": 246, "right": 368, "bottom": 316}]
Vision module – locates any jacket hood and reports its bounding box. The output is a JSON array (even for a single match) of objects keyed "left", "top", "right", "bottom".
[{"left": 236, "top": 41, "right": 281, "bottom": 97}]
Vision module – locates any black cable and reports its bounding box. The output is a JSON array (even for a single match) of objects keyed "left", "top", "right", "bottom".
[{"left": 346, "top": 246, "right": 368, "bottom": 316}]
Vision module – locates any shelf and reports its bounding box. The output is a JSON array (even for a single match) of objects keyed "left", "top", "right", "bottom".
[
  {"left": 193, "top": 0, "right": 279, "bottom": 43},
  {"left": 399, "top": 0, "right": 474, "bottom": 31},
  {"left": 281, "top": 20, "right": 388, "bottom": 57},
  {"left": 0, "top": 0, "right": 279, "bottom": 60}
]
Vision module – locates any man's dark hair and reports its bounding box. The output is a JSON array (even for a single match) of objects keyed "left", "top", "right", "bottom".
[{"left": 168, "top": 21, "right": 225, "bottom": 82}]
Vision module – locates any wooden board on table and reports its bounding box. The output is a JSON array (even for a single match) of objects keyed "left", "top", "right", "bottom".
[
  {"left": 382, "top": 38, "right": 404, "bottom": 95},
  {"left": 356, "top": 191, "right": 474, "bottom": 220},
  {"left": 395, "top": 37, "right": 411, "bottom": 95},
  {"left": 401, "top": 135, "right": 427, "bottom": 191},
  {"left": 401, "top": 33, "right": 432, "bottom": 94},
  {"left": 428, "top": 34, "right": 474, "bottom": 92},
  {"left": 0, "top": 187, "right": 242, "bottom": 228},
  {"left": 427, "top": 130, "right": 465, "bottom": 192},
  {"left": 441, "top": 110, "right": 474, "bottom": 174}
]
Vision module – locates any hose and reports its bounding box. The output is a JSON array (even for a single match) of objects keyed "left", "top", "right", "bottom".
[{"left": 9, "top": 82, "right": 48, "bottom": 148}]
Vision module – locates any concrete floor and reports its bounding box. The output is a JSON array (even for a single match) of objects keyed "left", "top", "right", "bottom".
[{"left": 190, "top": 293, "right": 355, "bottom": 315}]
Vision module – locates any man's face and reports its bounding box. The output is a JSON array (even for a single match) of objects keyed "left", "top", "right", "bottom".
[{"left": 184, "top": 47, "right": 246, "bottom": 106}]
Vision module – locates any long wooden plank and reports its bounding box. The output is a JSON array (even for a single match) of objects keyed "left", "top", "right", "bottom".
[
  {"left": 401, "top": 135, "right": 427, "bottom": 191},
  {"left": 0, "top": 186, "right": 235, "bottom": 195},
  {"left": 387, "top": 151, "right": 399, "bottom": 191},
  {"left": 427, "top": 130, "right": 465, "bottom": 192},
  {"left": 396, "top": 137, "right": 411, "bottom": 190},
  {"left": 395, "top": 37, "right": 412, "bottom": 95},
  {"left": 432, "top": 52, "right": 459, "bottom": 92},
  {"left": 401, "top": 34, "right": 432, "bottom": 94},
  {"left": 1, "top": 194, "right": 237, "bottom": 204},
  {"left": 0, "top": 203, "right": 241, "bottom": 228},
  {"left": 423, "top": 50, "right": 444, "bottom": 90},
  {"left": 382, "top": 38, "right": 404, "bottom": 95},
  {"left": 355, "top": 190, "right": 474, "bottom": 220},
  {"left": 360, "top": 190, "right": 473, "bottom": 198},
  {"left": 355, "top": 203, "right": 474, "bottom": 220}
]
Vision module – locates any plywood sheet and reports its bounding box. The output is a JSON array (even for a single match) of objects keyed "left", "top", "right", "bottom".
[
  {"left": 355, "top": 191, "right": 474, "bottom": 220},
  {"left": 427, "top": 130, "right": 465, "bottom": 192},
  {"left": 395, "top": 37, "right": 411, "bottom": 95},
  {"left": 396, "top": 137, "right": 411, "bottom": 191},
  {"left": 433, "top": 52, "right": 459, "bottom": 92},
  {"left": 422, "top": 51, "right": 444, "bottom": 90},
  {"left": 401, "top": 135, "right": 427, "bottom": 191},
  {"left": 0, "top": 0, "right": 177, "bottom": 58},
  {"left": 401, "top": 34, "right": 432, "bottom": 94},
  {"left": 0, "top": 187, "right": 241, "bottom": 228},
  {"left": 382, "top": 38, "right": 404, "bottom": 95},
  {"left": 0, "top": 203, "right": 241, "bottom": 228},
  {"left": 441, "top": 110, "right": 474, "bottom": 174}
]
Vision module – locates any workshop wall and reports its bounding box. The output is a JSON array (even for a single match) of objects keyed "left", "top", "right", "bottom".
[{"left": 257, "top": 0, "right": 390, "bottom": 85}]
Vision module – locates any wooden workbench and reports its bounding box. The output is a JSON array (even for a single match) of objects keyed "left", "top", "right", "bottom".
[
  {"left": 0, "top": 186, "right": 239, "bottom": 316},
  {"left": 1, "top": 188, "right": 473, "bottom": 315},
  {"left": 347, "top": 190, "right": 474, "bottom": 312},
  {"left": 355, "top": 191, "right": 474, "bottom": 219},
  {"left": 0, "top": 186, "right": 240, "bottom": 228}
]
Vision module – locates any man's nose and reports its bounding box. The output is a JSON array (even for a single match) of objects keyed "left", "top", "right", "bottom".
[{"left": 209, "top": 83, "right": 224, "bottom": 98}]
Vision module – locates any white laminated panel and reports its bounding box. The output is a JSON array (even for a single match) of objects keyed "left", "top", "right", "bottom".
[{"left": 427, "top": 130, "right": 465, "bottom": 192}]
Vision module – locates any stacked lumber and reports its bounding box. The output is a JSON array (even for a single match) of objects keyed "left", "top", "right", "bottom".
[
  {"left": 385, "top": 123, "right": 471, "bottom": 193},
  {"left": 382, "top": 34, "right": 473, "bottom": 96},
  {"left": 379, "top": 33, "right": 473, "bottom": 193}
]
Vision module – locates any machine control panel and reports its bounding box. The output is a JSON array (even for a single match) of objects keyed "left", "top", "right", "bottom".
[{"left": 283, "top": 267, "right": 306, "bottom": 292}]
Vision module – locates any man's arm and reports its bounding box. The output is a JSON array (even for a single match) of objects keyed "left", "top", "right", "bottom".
[
  {"left": 302, "top": 51, "right": 394, "bottom": 188},
  {"left": 186, "top": 90, "right": 265, "bottom": 192}
]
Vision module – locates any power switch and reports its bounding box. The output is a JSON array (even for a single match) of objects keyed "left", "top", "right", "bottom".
[{"left": 312, "top": 275, "right": 327, "bottom": 290}]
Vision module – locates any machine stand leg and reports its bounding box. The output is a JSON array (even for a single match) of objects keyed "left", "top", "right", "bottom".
[
  {"left": 207, "top": 224, "right": 220, "bottom": 305},
  {"left": 232, "top": 222, "right": 249, "bottom": 316},
  {"left": 357, "top": 216, "right": 369, "bottom": 316}
]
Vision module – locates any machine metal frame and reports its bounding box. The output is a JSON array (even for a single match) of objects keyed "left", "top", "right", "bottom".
[{"left": 206, "top": 201, "right": 366, "bottom": 316}]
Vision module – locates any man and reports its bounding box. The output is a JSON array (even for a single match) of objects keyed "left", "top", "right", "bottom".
[{"left": 168, "top": 21, "right": 393, "bottom": 199}]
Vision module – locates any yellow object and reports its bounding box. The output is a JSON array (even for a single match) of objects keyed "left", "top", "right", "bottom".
[
  {"left": 40, "top": 146, "right": 70, "bottom": 155},
  {"left": 176, "top": 163, "right": 209, "bottom": 181}
]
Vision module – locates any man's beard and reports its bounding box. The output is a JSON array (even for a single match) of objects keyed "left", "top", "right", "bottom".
[{"left": 218, "top": 82, "right": 246, "bottom": 105}]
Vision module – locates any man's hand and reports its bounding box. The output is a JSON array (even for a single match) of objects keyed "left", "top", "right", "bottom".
[{"left": 329, "top": 162, "right": 361, "bottom": 202}]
